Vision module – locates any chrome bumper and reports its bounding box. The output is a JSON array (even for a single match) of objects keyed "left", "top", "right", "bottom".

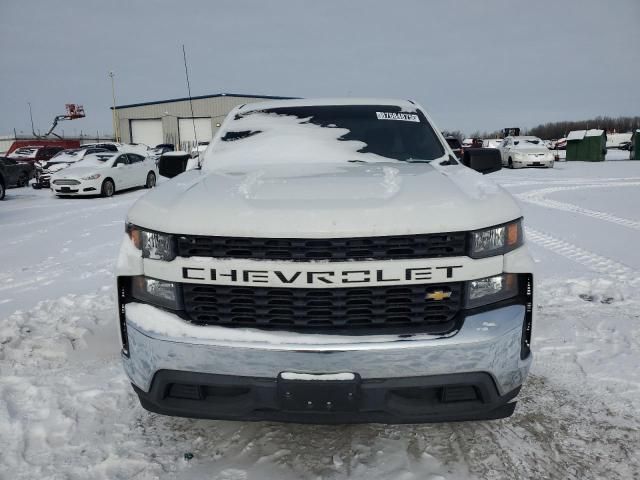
[{"left": 123, "top": 303, "right": 531, "bottom": 396}]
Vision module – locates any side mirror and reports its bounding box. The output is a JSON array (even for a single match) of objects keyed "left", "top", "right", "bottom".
[
  {"left": 114, "top": 163, "right": 123, "bottom": 168},
  {"left": 158, "top": 154, "right": 191, "bottom": 178},
  {"left": 462, "top": 148, "right": 502, "bottom": 175}
]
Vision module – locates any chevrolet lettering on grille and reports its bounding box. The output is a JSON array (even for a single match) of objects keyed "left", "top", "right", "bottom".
[{"left": 182, "top": 265, "right": 463, "bottom": 286}]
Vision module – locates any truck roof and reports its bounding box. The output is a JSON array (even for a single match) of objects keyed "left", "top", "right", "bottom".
[{"left": 238, "top": 97, "right": 417, "bottom": 113}]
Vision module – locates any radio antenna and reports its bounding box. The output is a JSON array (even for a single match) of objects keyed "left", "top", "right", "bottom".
[
  {"left": 28, "top": 102, "right": 36, "bottom": 137},
  {"left": 182, "top": 44, "right": 200, "bottom": 168}
]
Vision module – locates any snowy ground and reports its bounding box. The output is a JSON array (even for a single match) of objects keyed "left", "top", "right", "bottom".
[{"left": 1, "top": 161, "right": 640, "bottom": 479}]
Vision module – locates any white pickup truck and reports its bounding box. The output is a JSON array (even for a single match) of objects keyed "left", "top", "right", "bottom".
[{"left": 116, "top": 98, "right": 534, "bottom": 423}]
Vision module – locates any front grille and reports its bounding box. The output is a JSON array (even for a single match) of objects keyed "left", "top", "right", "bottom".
[
  {"left": 52, "top": 179, "right": 80, "bottom": 185},
  {"left": 181, "top": 282, "right": 463, "bottom": 333},
  {"left": 177, "top": 233, "right": 467, "bottom": 262}
]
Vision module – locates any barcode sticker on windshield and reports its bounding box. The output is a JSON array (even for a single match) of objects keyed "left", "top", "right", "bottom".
[{"left": 376, "top": 112, "right": 419, "bottom": 122}]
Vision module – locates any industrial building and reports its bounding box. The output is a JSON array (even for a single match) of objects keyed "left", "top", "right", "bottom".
[{"left": 111, "top": 93, "right": 293, "bottom": 150}]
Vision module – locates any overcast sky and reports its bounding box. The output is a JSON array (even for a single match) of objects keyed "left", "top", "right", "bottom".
[{"left": 1, "top": 0, "right": 638, "bottom": 137}]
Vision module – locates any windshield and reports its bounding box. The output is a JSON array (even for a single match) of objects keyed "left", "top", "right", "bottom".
[
  {"left": 11, "top": 148, "right": 37, "bottom": 157},
  {"left": 51, "top": 149, "right": 81, "bottom": 159},
  {"left": 210, "top": 104, "right": 445, "bottom": 168}
]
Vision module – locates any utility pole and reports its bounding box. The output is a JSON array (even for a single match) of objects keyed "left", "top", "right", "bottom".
[
  {"left": 28, "top": 102, "right": 36, "bottom": 136},
  {"left": 109, "top": 71, "right": 120, "bottom": 142}
]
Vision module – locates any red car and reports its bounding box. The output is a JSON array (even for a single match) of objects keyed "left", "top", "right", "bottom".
[{"left": 8, "top": 145, "right": 67, "bottom": 164}]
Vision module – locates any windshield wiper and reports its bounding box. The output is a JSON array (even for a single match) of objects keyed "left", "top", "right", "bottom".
[{"left": 404, "top": 158, "right": 431, "bottom": 163}]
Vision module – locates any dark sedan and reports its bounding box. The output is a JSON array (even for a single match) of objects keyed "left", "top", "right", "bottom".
[{"left": 0, "top": 157, "right": 35, "bottom": 188}]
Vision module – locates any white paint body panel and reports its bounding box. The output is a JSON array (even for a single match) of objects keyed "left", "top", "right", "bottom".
[{"left": 127, "top": 162, "right": 521, "bottom": 237}]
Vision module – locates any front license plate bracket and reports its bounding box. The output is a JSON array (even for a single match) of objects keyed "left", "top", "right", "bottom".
[{"left": 277, "top": 373, "right": 361, "bottom": 412}]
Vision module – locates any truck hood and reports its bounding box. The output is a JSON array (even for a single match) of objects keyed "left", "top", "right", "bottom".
[
  {"left": 127, "top": 162, "right": 521, "bottom": 237},
  {"left": 51, "top": 165, "right": 99, "bottom": 178}
]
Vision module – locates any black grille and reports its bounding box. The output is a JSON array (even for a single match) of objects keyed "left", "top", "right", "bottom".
[
  {"left": 181, "top": 282, "right": 463, "bottom": 334},
  {"left": 176, "top": 233, "right": 467, "bottom": 261}
]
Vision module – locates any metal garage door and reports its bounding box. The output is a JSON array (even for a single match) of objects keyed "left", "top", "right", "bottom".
[
  {"left": 130, "top": 119, "right": 163, "bottom": 147},
  {"left": 178, "top": 118, "right": 212, "bottom": 148}
]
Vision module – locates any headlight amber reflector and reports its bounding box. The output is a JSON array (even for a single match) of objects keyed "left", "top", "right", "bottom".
[
  {"left": 126, "top": 224, "right": 176, "bottom": 261},
  {"left": 469, "top": 219, "right": 523, "bottom": 258}
]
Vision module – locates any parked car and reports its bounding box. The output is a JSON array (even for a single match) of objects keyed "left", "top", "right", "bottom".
[
  {"left": 483, "top": 139, "right": 504, "bottom": 149},
  {"left": 551, "top": 138, "right": 567, "bottom": 150},
  {"left": 118, "top": 98, "right": 533, "bottom": 424},
  {"left": 80, "top": 142, "right": 119, "bottom": 152},
  {"left": 50, "top": 151, "right": 158, "bottom": 197},
  {"left": 0, "top": 157, "right": 35, "bottom": 187},
  {"left": 499, "top": 136, "right": 554, "bottom": 168},
  {"left": 9, "top": 145, "right": 64, "bottom": 164},
  {"left": 0, "top": 161, "right": 7, "bottom": 200},
  {"left": 154, "top": 143, "right": 175, "bottom": 154},
  {"left": 444, "top": 136, "right": 463, "bottom": 159},
  {"left": 120, "top": 143, "right": 151, "bottom": 156},
  {"left": 149, "top": 144, "right": 175, "bottom": 160},
  {"left": 34, "top": 147, "right": 112, "bottom": 188}
]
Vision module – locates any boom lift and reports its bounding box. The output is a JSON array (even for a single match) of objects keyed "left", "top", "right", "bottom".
[{"left": 34, "top": 104, "right": 86, "bottom": 139}]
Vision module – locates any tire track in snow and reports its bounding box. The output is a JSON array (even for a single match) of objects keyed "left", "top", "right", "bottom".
[
  {"left": 500, "top": 176, "right": 640, "bottom": 188},
  {"left": 0, "top": 194, "right": 142, "bottom": 229},
  {"left": 525, "top": 227, "right": 639, "bottom": 279},
  {"left": 516, "top": 182, "right": 640, "bottom": 231}
]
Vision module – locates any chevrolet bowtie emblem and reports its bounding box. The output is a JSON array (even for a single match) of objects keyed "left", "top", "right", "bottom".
[{"left": 425, "top": 290, "right": 452, "bottom": 301}]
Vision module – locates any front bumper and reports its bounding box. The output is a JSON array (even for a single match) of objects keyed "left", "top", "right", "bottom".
[
  {"left": 134, "top": 370, "right": 522, "bottom": 423},
  {"left": 51, "top": 178, "right": 101, "bottom": 195},
  {"left": 123, "top": 302, "right": 531, "bottom": 423},
  {"left": 34, "top": 173, "right": 51, "bottom": 188},
  {"left": 514, "top": 158, "right": 554, "bottom": 168}
]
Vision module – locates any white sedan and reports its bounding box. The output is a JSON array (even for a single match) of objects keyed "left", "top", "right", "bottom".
[
  {"left": 499, "top": 136, "right": 554, "bottom": 168},
  {"left": 50, "top": 152, "right": 158, "bottom": 197}
]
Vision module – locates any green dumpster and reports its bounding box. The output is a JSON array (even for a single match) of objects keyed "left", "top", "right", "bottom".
[
  {"left": 632, "top": 129, "right": 640, "bottom": 160},
  {"left": 566, "top": 129, "right": 607, "bottom": 161}
]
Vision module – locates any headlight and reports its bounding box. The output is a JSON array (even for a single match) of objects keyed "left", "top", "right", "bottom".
[
  {"left": 469, "top": 218, "right": 523, "bottom": 258},
  {"left": 81, "top": 173, "right": 101, "bottom": 180},
  {"left": 514, "top": 152, "right": 524, "bottom": 160},
  {"left": 127, "top": 224, "right": 176, "bottom": 261},
  {"left": 131, "top": 276, "right": 182, "bottom": 310},
  {"left": 465, "top": 273, "right": 519, "bottom": 309}
]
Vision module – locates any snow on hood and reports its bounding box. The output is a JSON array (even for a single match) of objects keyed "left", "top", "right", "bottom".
[
  {"left": 48, "top": 162, "right": 72, "bottom": 173},
  {"left": 48, "top": 153, "right": 81, "bottom": 164},
  {"left": 50, "top": 157, "right": 115, "bottom": 179},
  {"left": 127, "top": 161, "right": 520, "bottom": 237}
]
